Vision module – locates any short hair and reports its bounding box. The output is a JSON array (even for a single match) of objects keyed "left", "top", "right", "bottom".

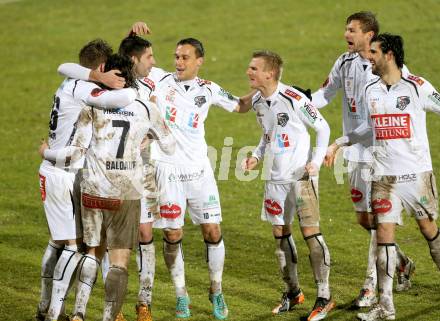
[
  {"left": 176, "top": 38, "right": 204, "bottom": 58},
  {"left": 118, "top": 36, "right": 152, "bottom": 59},
  {"left": 371, "top": 33, "right": 405, "bottom": 68},
  {"left": 103, "top": 54, "right": 138, "bottom": 89},
  {"left": 346, "top": 11, "right": 379, "bottom": 35},
  {"left": 79, "top": 39, "right": 113, "bottom": 69},
  {"left": 252, "top": 50, "right": 283, "bottom": 81}
]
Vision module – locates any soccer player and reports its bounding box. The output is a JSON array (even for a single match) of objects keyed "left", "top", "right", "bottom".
[
  {"left": 326, "top": 33, "right": 440, "bottom": 321},
  {"left": 42, "top": 53, "right": 175, "bottom": 321},
  {"left": 242, "top": 50, "right": 334, "bottom": 321},
  {"left": 149, "top": 37, "right": 253, "bottom": 320},
  {"left": 312, "top": 11, "right": 414, "bottom": 307},
  {"left": 36, "top": 39, "right": 137, "bottom": 321}
]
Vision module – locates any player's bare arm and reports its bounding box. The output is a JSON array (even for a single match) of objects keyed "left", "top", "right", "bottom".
[
  {"left": 128, "top": 21, "right": 151, "bottom": 36},
  {"left": 234, "top": 90, "right": 257, "bottom": 113}
]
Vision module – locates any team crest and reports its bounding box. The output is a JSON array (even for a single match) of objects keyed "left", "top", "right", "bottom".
[
  {"left": 396, "top": 96, "right": 410, "bottom": 110},
  {"left": 277, "top": 113, "right": 289, "bottom": 127},
  {"left": 194, "top": 95, "right": 207, "bottom": 107}
]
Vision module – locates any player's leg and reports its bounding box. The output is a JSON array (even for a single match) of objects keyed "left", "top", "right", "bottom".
[
  {"left": 295, "top": 177, "right": 334, "bottom": 321},
  {"left": 36, "top": 240, "right": 63, "bottom": 320}
]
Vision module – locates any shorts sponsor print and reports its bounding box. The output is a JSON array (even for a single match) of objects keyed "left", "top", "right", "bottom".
[
  {"left": 262, "top": 178, "right": 320, "bottom": 227},
  {"left": 372, "top": 171, "right": 438, "bottom": 225},
  {"left": 348, "top": 161, "right": 372, "bottom": 213}
]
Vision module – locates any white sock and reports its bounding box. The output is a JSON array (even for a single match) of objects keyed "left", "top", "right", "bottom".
[
  {"left": 38, "top": 241, "right": 63, "bottom": 314},
  {"left": 47, "top": 244, "right": 82, "bottom": 319},
  {"left": 395, "top": 243, "right": 409, "bottom": 272},
  {"left": 275, "top": 234, "right": 300, "bottom": 293},
  {"left": 205, "top": 238, "right": 225, "bottom": 294},
  {"left": 363, "top": 229, "right": 378, "bottom": 291},
  {"left": 137, "top": 241, "right": 155, "bottom": 305},
  {"left": 101, "top": 251, "right": 110, "bottom": 282},
  {"left": 163, "top": 238, "right": 187, "bottom": 297},
  {"left": 73, "top": 254, "right": 100, "bottom": 317},
  {"left": 377, "top": 244, "right": 396, "bottom": 314},
  {"left": 305, "top": 233, "right": 331, "bottom": 300}
]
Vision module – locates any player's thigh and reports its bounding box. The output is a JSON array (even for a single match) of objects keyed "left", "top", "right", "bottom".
[
  {"left": 292, "top": 177, "right": 320, "bottom": 228},
  {"left": 187, "top": 173, "right": 221, "bottom": 225},
  {"left": 372, "top": 178, "right": 403, "bottom": 225},
  {"left": 39, "top": 165, "right": 81, "bottom": 241},
  {"left": 349, "top": 161, "right": 372, "bottom": 213},
  {"left": 261, "top": 182, "right": 290, "bottom": 226}
]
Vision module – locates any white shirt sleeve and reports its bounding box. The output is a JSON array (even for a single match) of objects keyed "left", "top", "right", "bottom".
[
  {"left": 209, "top": 82, "right": 240, "bottom": 112},
  {"left": 252, "top": 135, "right": 267, "bottom": 161},
  {"left": 420, "top": 78, "right": 440, "bottom": 114},
  {"left": 58, "top": 63, "right": 90, "bottom": 81},
  {"left": 311, "top": 57, "right": 343, "bottom": 108}
]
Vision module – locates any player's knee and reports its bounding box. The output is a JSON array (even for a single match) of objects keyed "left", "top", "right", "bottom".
[
  {"left": 357, "top": 212, "right": 375, "bottom": 229},
  {"left": 418, "top": 219, "right": 438, "bottom": 240},
  {"left": 139, "top": 223, "right": 153, "bottom": 242},
  {"left": 300, "top": 226, "right": 320, "bottom": 238},
  {"left": 164, "top": 228, "right": 183, "bottom": 243},
  {"left": 272, "top": 225, "right": 290, "bottom": 238},
  {"left": 201, "top": 224, "right": 221, "bottom": 243}
]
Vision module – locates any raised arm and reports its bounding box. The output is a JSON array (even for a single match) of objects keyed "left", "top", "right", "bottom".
[{"left": 58, "top": 63, "right": 125, "bottom": 89}]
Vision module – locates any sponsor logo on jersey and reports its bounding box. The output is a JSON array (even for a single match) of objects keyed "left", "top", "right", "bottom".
[
  {"left": 166, "top": 88, "right": 176, "bottom": 103},
  {"left": 300, "top": 103, "right": 318, "bottom": 123},
  {"left": 264, "top": 199, "right": 282, "bottom": 215},
  {"left": 371, "top": 113, "right": 411, "bottom": 140},
  {"left": 396, "top": 96, "right": 410, "bottom": 110},
  {"left": 141, "top": 77, "right": 155, "bottom": 90},
  {"left": 277, "top": 113, "right": 289, "bottom": 127},
  {"left": 105, "top": 160, "right": 136, "bottom": 170},
  {"left": 188, "top": 112, "right": 199, "bottom": 128},
  {"left": 165, "top": 106, "right": 177, "bottom": 122},
  {"left": 347, "top": 98, "right": 357, "bottom": 112},
  {"left": 82, "top": 193, "right": 121, "bottom": 211},
  {"left": 91, "top": 88, "right": 106, "bottom": 97},
  {"left": 372, "top": 198, "right": 392, "bottom": 214},
  {"left": 429, "top": 91, "right": 440, "bottom": 107},
  {"left": 104, "top": 109, "right": 134, "bottom": 116},
  {"left": 160, "top": 203, "right": 181, "bottom": 219},
  {"left": 218, "top": 88, "right": 235, "bottom": 101},
  {"left": 276, "top": 133, "right": 290, "bottom": 148},
  {"left": 321, "top": 77, "right": 329, "bottom": 88},
  {"left": 194, "top": 95, "right": 207, "bottom": 107},
  {"left": 408, "top": 75, "right": 424, "bottom": 86},
  {"left": 351, "top": 188, "right": 363, "bottom": 203},
  {"left": 39, "top": 174, "right": 46, "bottom": 201},
  {"left": 285, "top": 89, "right": 302, "bottom": 101}
]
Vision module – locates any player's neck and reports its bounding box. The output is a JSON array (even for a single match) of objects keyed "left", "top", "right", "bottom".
[
  {"left": 381, "top": 66, "right": 401, "bottom": 86},
  {"left": 358, "top": 46, "right": 370, "bottom": 59},
  {"left": 260, "top": 82, "right": 278, "bottom": 98}
]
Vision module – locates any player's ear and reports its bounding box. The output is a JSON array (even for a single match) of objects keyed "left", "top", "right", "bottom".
[
  {"left": 197, "top": 57, "right": 204, "bottom": 67},
  {"left": 99, "top": 63, "right": 105, "bottom": 72}
]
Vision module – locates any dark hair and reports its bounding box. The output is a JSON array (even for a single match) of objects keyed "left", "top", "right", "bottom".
[
  {"left": 346, "top": 11, "right": 379, "bottom": 35},
  {"left": 118, "top": 36, "right": 152, "bottom": 59},
  {"left": 103, "top": 54, "right": 138, "bottom": 89},
  {"left": 176, "top": 38, "right": 204, "bottom": 58},
  {"left": 252, "top": 50, "right": 283, "bottom": 81},
  {"left": 371, "top": 33, "right": 404, "bottom": 68},
  {"left": 79, "top": 39, "right": 113, "bottom": 69}
]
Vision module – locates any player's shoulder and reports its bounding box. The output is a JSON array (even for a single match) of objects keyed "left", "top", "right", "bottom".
[
  {"left": 278, "top": 83, "right": 307, "bottom": 104},
  {"left": 196, "top": 77, "right": 214, "bottom": 88},
  {"left": 336, "top": 51, "right": 359, "bottom": 68},
  {"left": 402, "top": 73, "right": 428, "bottom": 87}
]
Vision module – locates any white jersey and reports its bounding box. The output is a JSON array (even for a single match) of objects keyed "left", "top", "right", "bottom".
[
  {"left": 137, "top": 67, "right": 167, "bottom": 100},
  {"left": 150, "top": 73, "right": 239, "bottom": 165},
  {"left": 44, "top": 78, "right": 136, "bottom": 169},
  {"left": 365, "top": 74, "right": 440, "bottom": 175},
  {"left": 72, "top": 99, "right": 171, "bottom": 200},
  {"left": 252, "top": 83, "right": 330, "bottom": 183}
]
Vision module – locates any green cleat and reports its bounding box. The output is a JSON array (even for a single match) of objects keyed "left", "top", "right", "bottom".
[
  {"left": 176, "top": 295, "right": 191, "bottom": 318},
  {"left": 209, "top": 293, "right": 228, "bottom": 320}
]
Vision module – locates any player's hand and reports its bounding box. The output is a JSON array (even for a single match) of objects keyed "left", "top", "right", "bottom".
[
  {"left": 324, "top": 143, "right": 340, "bottom": 167},
  {"left": 39, "top": 139, "right": 48, "bottom": 158},
  {"left": 128, "top": 21, "right": 151, "bottom": 36},
  {"left": 305, "top": 162, "right": 319, "bottom": 176},
  {"left": 91, "top": 69, "right": 125, "bottom": 89},
  {"left": 241, "top": 156, "right": 258, "bottom": 171}
]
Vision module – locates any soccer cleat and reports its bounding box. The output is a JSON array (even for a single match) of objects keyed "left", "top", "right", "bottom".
[
  {"left": 353, "top": 288, "right": 378, "bottom": 308},
  {"left": 307, "top": 297, "right": 335, "bottom": 321},
  {"left": 396, "top": 258, "right": 415, "bottom": 292},
  {"left": 357, "top": 304, "right": 395, "bottom": 320},
  {"left": 35, "top": 309, "right": 46, "bottom": 321},
  {"left": 71, "top": 313, "right": 84, "bottom": 321},
  {"left": 175, "top": 295, "right": 191, "bottom": 318},
  {"left": 57, "top": 314, "right": 71, "bottom": 321},
  {"left": 136, "top": 303, "right": 153, "bottom": 321},
  {"left": 271, "top": 289, "right": 305, "bottom": 314},
  {"left": 209, "top": 293, "right": 228, "bottom": 320},
  {"left": 115, "top": 312, "right": 127, "bottom": 321}
]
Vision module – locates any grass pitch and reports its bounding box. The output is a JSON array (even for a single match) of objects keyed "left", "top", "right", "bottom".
[{"left": 1, "top": 0, "right": 440, "bottom": 320}]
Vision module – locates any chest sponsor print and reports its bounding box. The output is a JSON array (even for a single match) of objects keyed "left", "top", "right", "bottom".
[
  {"left": 188, "top": 112, "right": 199, "bottom": 128},
  {"left": 165, "top": 106, "right": 177, "bottom": 122},
  {"left": 276, "top": 133, "right": 290, "bottom": 148},
  {"left": 396, "top": 96, "right": 410, "bottom": 111},
  {"left": 347, "top": 98, "right": 357, "bottom": 112},
  {"left": 371, "top": 113, "right": 411, "bottom": 140}
]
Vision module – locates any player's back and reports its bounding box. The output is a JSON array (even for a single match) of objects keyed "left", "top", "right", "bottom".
[{"left": 80, "top": 99, "right": 152, "bottom": 200}]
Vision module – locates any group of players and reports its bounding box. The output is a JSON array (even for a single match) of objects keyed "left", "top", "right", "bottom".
[{"left": 35, "top": 10, "right": 440, "bottom": 321}]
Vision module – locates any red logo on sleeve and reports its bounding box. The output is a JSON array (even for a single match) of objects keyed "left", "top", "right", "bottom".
[
  {"left": 351, "top": 188, "right": 363, "bottom": 203},
  {"left": 39, "top": 174, "right": 46, "bottom": 201},
  {"left": 407, "top": 75, "right": 424, "bottom": 86},
  {"left": 142, "top": 77, "right": 156, "bottom": 90},
  {"left": 160, "top": 204, "right": 182, "bottom": 219},
  {"left": 264, "top": 199, "right": 282, "bottom": 215},
  {"left": 285, "top": 89, "right": 302, "bottom": 101},
  {"left": 91, "top": 88, "right": 106, "bottom": 97},
  {"left": 371, "top": 114, "right": 411, "bottom": 140},
  {"left": 372, "top": 199, "right": 392, "bottom": 214}
]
